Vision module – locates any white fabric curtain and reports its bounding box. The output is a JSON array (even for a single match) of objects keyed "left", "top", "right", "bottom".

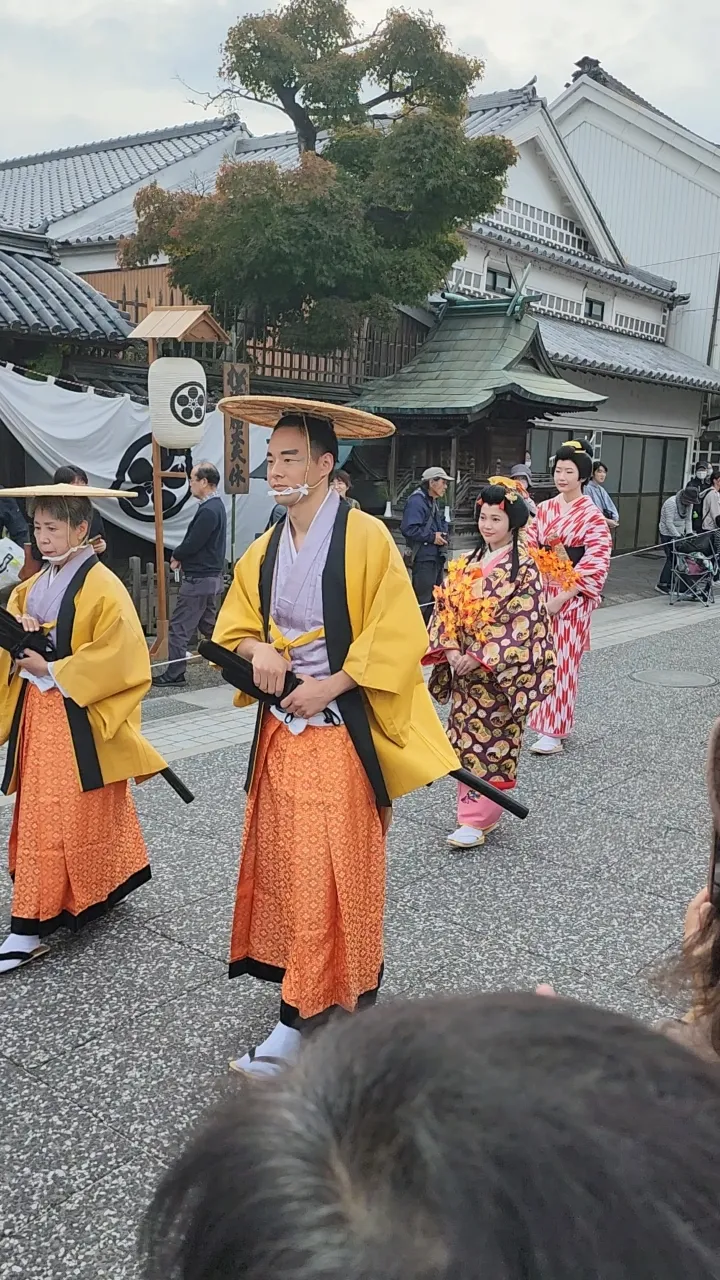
[{"left": 0, "top": 364, "right": 273, "bottom": 557}]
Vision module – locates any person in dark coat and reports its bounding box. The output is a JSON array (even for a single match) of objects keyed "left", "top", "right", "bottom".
[
  {"left": 153, "top": 461, "right": 227, "bottom": 687},
  {"left": 400, "top": 467, "right": 451, "bottom": 624}
]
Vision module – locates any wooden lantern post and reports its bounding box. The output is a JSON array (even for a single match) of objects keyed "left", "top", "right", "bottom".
[{"left": 128, "top": 306, "right": 230, "bottom": 660}]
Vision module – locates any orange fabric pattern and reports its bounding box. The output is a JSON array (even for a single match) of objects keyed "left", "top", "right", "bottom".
[
  {"left": 9, "top": 686, "right": 150, "bottom": 935},
  {"left": 230, "top": 714, "right": 385, "bottom": 1020}
]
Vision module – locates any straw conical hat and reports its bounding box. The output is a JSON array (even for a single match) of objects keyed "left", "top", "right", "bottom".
[
  {"left": 217, "top": 395, "right": 395, "bottom": 440},
  {"left": 0, "top": 484, "right": 137, "bottom": 499}
]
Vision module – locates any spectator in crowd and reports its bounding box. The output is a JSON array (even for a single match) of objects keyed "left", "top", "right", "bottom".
[
  {"left": 654, "top": 714, "right": 720, "bottom": 1063},
  {"left": 691, "top": 460, "right": 711, "bottom": 531},
  {"left": 702, "top": 470, "right": 720, "bottom": 533},
  {"left": 400, "top": 466, "right": 451, "bottom": 624},
  {"left": 332, "top": 469, "right": 360, "bottom": 509},
  {"left": 0, "top": 486, "right": 33, "bottom": 590},
  {"left": 585, "top": 461, "right": 620, "bottom": 530},
  {"left": 140, "top": 992, "right": 720, "bottom": 1280},
  {"left": 509, "top": 462, "right": 537, "bottom": 516},
  {"left": 656, "top": 486, "right": 698, "bottom": 594},
  {"left": 153, "top": 461, "right": 227, "bottom": 687}
]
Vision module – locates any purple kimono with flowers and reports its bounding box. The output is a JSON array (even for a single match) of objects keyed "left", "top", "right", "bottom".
[{"left": 426, "top": 545, "right": 555, "bottom": 790}]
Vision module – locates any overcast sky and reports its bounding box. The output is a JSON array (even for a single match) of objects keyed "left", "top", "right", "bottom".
[{"left": 1, "top": 0, "right": 717, "bottom": 160}]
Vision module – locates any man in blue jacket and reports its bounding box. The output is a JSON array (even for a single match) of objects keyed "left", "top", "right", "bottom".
[
  {"left": 153, "top": 461, "right": 227, "bottom": 686},
  {"left": 400, "top": 466, "right": 451, "bottom": 623}
]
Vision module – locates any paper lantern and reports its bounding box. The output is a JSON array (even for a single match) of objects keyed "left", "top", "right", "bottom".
[{"left": 148, "top": 357, "right": 207, "bottom": 448}]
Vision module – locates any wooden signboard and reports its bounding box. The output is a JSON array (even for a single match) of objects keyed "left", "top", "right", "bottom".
[
  {"left": 222, "top": 363, "right": 251, "bottom": 496},
  {"left": 224, "top": 415, "right": 250, "bottom": 495}
]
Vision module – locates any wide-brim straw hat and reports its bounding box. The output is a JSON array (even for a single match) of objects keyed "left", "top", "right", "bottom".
[
  {"left": 0, "top": 484, "right": 137, "bottom": 498},
  {"left": 217, "top": 394, "right": 395, "bottom": 440}
]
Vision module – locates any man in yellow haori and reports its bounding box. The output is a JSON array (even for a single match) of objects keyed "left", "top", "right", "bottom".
[{"left": 212, "top": 396, "right": 458, "bottom": 1076}]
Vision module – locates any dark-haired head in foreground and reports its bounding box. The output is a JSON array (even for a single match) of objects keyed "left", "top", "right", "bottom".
[{"left": 140, "top": 993, "right": 720, "bottom": 1280}]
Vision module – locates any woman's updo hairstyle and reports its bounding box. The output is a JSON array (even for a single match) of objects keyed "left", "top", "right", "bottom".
[
  {"left": 553, "top": 440, "right": 594, "bottom": 484},
  {"left": 474, "top": 480, "right": 530, "bottom": 580}
]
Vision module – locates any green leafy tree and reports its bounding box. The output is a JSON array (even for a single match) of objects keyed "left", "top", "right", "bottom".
[{"left": 120, "top": 1, "right": 516, "bottom": 352}]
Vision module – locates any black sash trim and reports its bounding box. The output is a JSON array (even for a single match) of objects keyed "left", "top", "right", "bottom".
[
  {"left": 322, "top": 503, "right": 390, "bottom": 807},
  {"left": 244, "top": 504, "right": 390, "bottom": 807},
  {"left": 243, "top": 522, "right": 285, "bottom": 795},
  {"left": 10, "top": 864, "right": 151, "bottom": 937},
  {"left": 54, "top": 555, "right": 106, "bottom": 793},
  {"left": 1, "top": 679, "right": 28, "bottom": 795}
]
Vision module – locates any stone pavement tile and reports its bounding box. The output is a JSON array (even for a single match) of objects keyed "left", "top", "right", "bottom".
[
  {"left": 393, "top": 860, "right": 682, "bottom": 978},
  {"left": 0, "top": 911, "right": 222, "bottom": 1069},
  {"left": 383, "top": 932, "right": 683, "bottom": 1025},
  {"left": 0, "top": 1055, "right": 135, "bottom": 1234},
  {"left": 2, "top": 1155, "right": 163, "bottom": 1280},
  {"left": 140, "top": 699, "right": 197, "bottom": 724},
  {"left": 33, "top": 979, "right": 277, "bottom": 1160},
  {"left": 589, "top": 768, "right": 710, "bottom": 841},
  {"left": 144, "top": 890, "right": 232, "bottom": 964}
]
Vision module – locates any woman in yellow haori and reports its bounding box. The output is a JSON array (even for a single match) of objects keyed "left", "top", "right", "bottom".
[
  {"left": 0, "top": 486, "right": 169, "bottom": 974},
  {"left": 212, "top": 396, "right": 458, "bottom": 1077}
]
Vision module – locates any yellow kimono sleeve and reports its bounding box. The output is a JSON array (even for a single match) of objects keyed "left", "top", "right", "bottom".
[
  {"left": 52, "top": 597, "right": 151, "bottom": 742},
  {"left": 211, "top": 533, "right": 268, "bottom": 708},
  {"left": 343, "top": 516, "right": 430, "bottom": 748}
]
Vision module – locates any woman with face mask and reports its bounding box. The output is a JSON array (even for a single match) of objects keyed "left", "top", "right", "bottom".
[{"left": 0, "top": 485, "right": 170, "bottom": 974}]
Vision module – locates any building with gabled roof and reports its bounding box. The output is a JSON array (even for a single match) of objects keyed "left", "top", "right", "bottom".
[{"left": 2, "top": 81, "right": 720, "bottom": 550}]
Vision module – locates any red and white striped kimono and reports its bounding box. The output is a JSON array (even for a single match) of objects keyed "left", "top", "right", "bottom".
[{"left": 526, "top": 494, "right": 612, "bottom": 739}]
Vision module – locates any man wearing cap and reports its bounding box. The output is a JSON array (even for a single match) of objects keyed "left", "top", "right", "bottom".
[
  {"left": 400, "top": 467, "right": 451, "bottom": 623},
  {"left": 509, "top": 463, "right": 537, "bottom": 517}
]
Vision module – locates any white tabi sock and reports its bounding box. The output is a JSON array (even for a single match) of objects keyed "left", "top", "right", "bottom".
[
  {"left": 0, "top": 932, "right": 42, "bottom": 974},
  {"left": 232, "top": 1021, "right": 302, "bottom": 1077}
]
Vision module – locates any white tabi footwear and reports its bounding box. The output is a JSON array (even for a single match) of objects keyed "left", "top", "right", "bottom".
[
  {"left": 447, "top": 825, "right": 485, "bottom": 850},
  {"left": 529, "top": 735, "right": 563, "bottom": 756}
]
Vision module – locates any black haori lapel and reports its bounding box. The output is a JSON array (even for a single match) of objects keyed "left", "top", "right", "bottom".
[
  {"left": 245, "top": 504, "right": 390, "bottom": 807},
  {"left": 55, "top": 554, "right": 105, "bottom": 792},
  {"left": 322, "top": 503, "right": 390, "bottom": 807},
  {"left": 2, "top": 553, "right": 102, "bottom": 794},
  {"left": 243, "top": 521, "right": 285, "bottom": 794},
  {"left": 1, "top": 681, "right": 27, "bottom": 795}
]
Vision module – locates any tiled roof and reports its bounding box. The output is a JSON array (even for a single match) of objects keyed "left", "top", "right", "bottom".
[
  {"left": 464, "top": 82, "right": 541, "bottom": 138},
  {"left": 539, "top": 314, "right": 720, "bottom": 393},
  {"left": 353, "top": 295, "right": 605, "bottom": 417},
  {"left": 569, "top": 58, "right": 682, "bottom": 129},
  {"left": 0, "top": 116, "right": 243, "bottom": 231},
  {"left": 474, "top": 221, "right": 679, "bottom": 300},
  {"left": 58, "top": 89, "right": 542, "bottom": 246},
  {"left": 0, "top": 228, "right": 131, "bottom": 342},
  {"left": 63, "top": 129, "right": 305, "bottom": 244}
]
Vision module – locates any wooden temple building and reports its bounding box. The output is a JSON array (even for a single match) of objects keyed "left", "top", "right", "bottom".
[{"left": 351, "top": 288, "right": 605, "bottom": 527}]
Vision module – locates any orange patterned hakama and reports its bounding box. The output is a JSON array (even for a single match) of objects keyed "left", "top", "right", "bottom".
[
  {"left": 229, "top": 714, "right": 385, "bottom": 1024},
  {"left": 9, "top": 685, "right": 150, "bottom": 936}
]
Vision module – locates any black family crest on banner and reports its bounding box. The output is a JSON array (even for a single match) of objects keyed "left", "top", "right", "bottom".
[{"left": 110, "top": 435, "right": 194, "bottom": 524}]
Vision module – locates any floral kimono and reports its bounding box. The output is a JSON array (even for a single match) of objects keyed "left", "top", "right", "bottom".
[
  {"left": 526, "top": 494, "right": 612, "bottom": 740},
  {"left": 426, "top": 544, "right": 555, "bottom": 831}
]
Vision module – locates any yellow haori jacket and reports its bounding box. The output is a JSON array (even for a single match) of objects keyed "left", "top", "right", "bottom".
[
  {"left": 0, "top": 560, "right": 167, "bottom": 795},
  {"left": 213, "top": 504, "right": 459, "bottom": 803}
]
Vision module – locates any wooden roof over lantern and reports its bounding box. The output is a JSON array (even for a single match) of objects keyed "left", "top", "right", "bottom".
[{"left": 129, "top": 305, "right": 229, "bottom": 344}]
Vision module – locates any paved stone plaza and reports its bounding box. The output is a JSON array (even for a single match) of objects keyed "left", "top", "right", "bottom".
[{"left": 1, "top": 594, "right": 719, "bottom": 1278}]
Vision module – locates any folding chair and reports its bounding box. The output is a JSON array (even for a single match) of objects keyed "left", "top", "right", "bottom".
[{"left": 669, "top": 543, "right": 715, "bottom": 606}]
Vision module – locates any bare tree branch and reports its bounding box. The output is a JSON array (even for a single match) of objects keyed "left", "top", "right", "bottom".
[
  {"left": 339, "top": 19, "right": 386, "bottom": 51},
  {"left": 174, "top": 74, "right": 287, "bottom": 117},
  {"left": 362, "top": 82, "right": 424, "bottom": 110}
]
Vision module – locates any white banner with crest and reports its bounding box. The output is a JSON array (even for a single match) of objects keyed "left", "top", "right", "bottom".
[{"left": 0, "top": 364, "right": 273, "bottom": 556}]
